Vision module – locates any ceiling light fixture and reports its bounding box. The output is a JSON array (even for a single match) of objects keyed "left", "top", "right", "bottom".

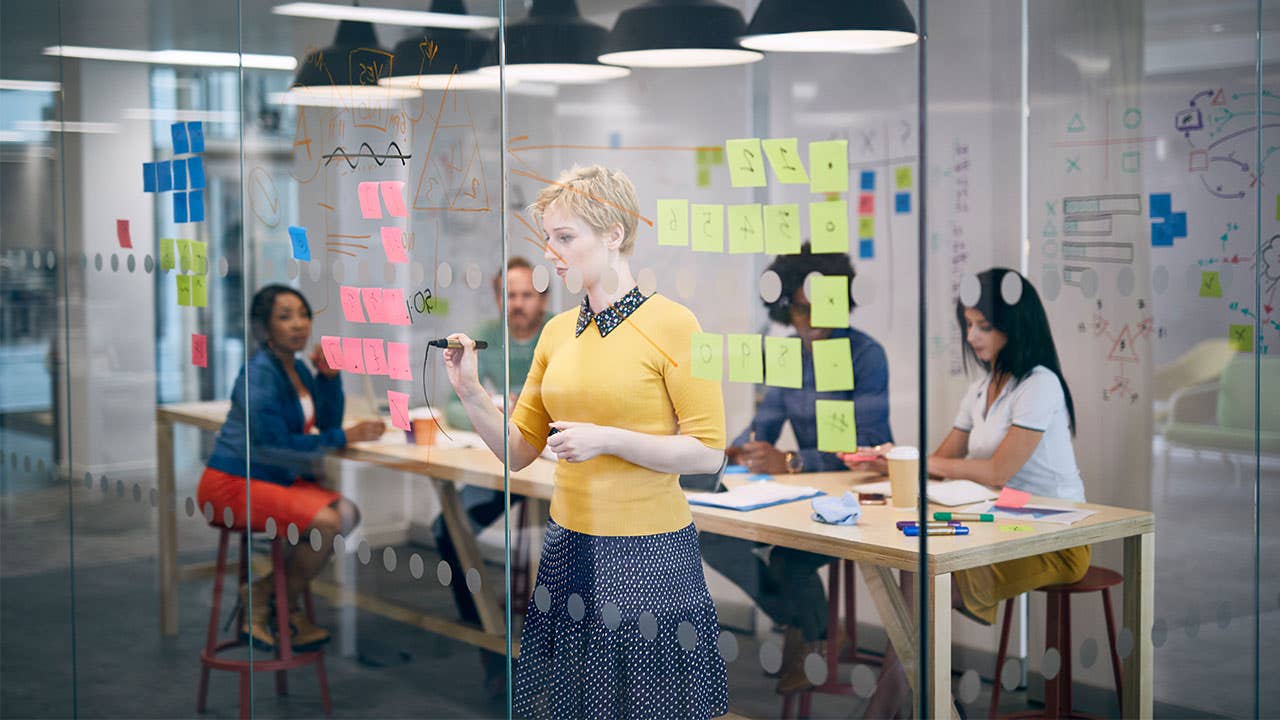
[
  {"left": 273, "top": 2, "right": 497, "bottom": 30},
  {"left": 381, "top": 0, "right": 502, "bottom": 90},
  {"left": 43, "top": 46, "right": 296, "bottom": 70},
  {"left": 598, "top": 0, "right": 762, "bottom": 69},
  {"left": 478, "top": 0, "right": 630, "bottom": 84},
  {"left": 289, "top": 18, "right": 420, "bottom": 104},
  {"left": 0, "top": 79, "right": 62, "bottom": 92},
  {"left": 739, "top": 0, "right": 918, "bottom": 54}
]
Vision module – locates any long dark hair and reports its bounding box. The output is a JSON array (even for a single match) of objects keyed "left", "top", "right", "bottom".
[
  {"left": 250, "top": 284, "right": 312, "bottom": 348},
  {"left": 955, "top": 268, "right": 1076, "bottom": 433}
]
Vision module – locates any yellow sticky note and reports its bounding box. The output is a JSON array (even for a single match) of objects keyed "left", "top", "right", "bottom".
[
  {"left": 858, "top": 216, "right": 875, "bottom": 238},
  {"left": 176, "top": 275, "right": 191, "bottom": 306},
  {"left": 728, "top": 203, "right": 764, "bottom": 254},
  {"left": 191, "top": 241, "right": 208, "bottom": 275},
  {"left": 762, "top": 138, "right": 809, "bottom": 184},
  {"left": 657, "top": 199, "right": 689, "bottom": 247},
  {"left": 809, "top": 139, "right": 849, "bottom": 193},
  {"left": 812, "top": 338, "right": 854, "bottom": 392},
  {"left": 690, "top": 332, "right": 723, "bottom": 381},
  {"left": 691, "top": 204, "right": 724, "bottom": 253},
  {"left": 1199, "top": 271, "right": 1223, "bottom": 298},
  {"left": 809, "top": 200, "right": 848, "bottom": 254},
  {"left": 726, "top": 138, "right": 767, "bottom": 188},
  {"left": 191, "top": 274, "right": 208, "bottom": 307},
  {"left": 816, "top": 399, "right": 857, "bottom": 453},
  {"left": 809, "top": 275, "right": 850, "bottom": 329},
  {"left": 999, "top": 524, "right": 1035, "bottom": 533},
  {"left": 895, "top": 165, "right": 913, "bottom": 190},
  {"left": 764, "top": 203, "right": 801, "bottom": 255},
  {"left": 1228, "top": 324, "right": 1253, "bottom": 352},
  {"left": 177, "top": 239, "right": 193, "bottom": 273},
  {"left": 727, "top": 333, "right": 764, "bottom": 384},
  {"left": 160, "top": 238, "right": 176, "bottom": 271},
  {"left": 765, "top": 336, "right": 803, "bottom": 389}
]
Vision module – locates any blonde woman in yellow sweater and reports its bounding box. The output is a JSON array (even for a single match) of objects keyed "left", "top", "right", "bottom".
[{"left": 442, "top": 165, "right": 730, "bottom": 719}]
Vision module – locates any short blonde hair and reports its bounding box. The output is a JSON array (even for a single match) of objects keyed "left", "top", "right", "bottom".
[{"left": 528, "top": 165, "right": 639, "bottom": 255}]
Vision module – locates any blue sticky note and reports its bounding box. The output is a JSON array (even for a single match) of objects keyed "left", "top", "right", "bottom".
[
  {"left": 859, "top": 238, "right": 875, "bottom": 259},
  {"left": 187, "top": 121, "right": 204, "bottom": 153},
  {"left": 288, "top": 226, "right": 311, "bottom": 261},
  {"left": 143, "top": 162, "right": 157, "bottom": 192},
  {"left": 171, "top": 122, "right": 189, "bottom": 154},
  {"left": 1151, "top": 222, "right": 1172, "bottom": 247},
  {"left": 1167, "top": 211, "right": 1186, "bottom": 237},
  {"left": 188, "top": 189, "right": 205, "bottom": 223},
  {"left": 860, "top": 170, "right": 875, "bottom": 191},
  {"left": 171, "top": 158, "right": 187, "bottom": 189},
  {"left": 894, "top": 192, "right": 911, "bottom": 214},
  {"left": 1149, "top": 193, "right": 1171, "bottom": 218},
  {"left": 187, "top": 156, "right": 206, "bottom": 189},
  {"left": 157, "top": 160, "right": 172, "bottom": 192},
  {"left": 173, "top": 192, "right": 188, "bottom": 223}
]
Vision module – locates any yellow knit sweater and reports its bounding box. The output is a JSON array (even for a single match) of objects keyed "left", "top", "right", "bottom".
[{"left": 512, "top": 292, "right": 725, "bottom": 536}]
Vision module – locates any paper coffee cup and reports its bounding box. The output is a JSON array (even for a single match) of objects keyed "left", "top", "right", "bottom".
[{"left": 886, "top": 446, "right": 920, "bottom": 509}]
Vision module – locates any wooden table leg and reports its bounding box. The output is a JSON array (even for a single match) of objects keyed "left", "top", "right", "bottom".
[
  {"left": 863, "top": 565, "right": 920, "bottom": 693},
  {"left": 433, "top": 479, "right": 505, "bottom": 635},
  {"left": 928, "top": 572, "right": 953, "bottom": 720},
  {"left": 156, "top": 417, "right": 178, "bottom": 636},
  {"left": 863, "top": 565, "right": 959, "bottom": 719},
  {"left": 1123, "top": 532, "right": 1154, "bottom": 718}
]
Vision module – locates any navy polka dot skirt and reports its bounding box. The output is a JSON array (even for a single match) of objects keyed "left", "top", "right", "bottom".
[{"left": 514, "top": 520, "right": 729, "bottom": 720}]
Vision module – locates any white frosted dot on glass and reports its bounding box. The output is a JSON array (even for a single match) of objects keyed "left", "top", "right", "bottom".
[
  {"left": 564, "top": 267, "right": 584, "bottom": 294},
  {"left": 638, "top": 611, "right": 658, "bottom": 642},
  {"left": 357, "top": 259, "right": 370, "bottom": 284},
  {"left": 46, "top": 250, "right": 56, "bottom": 269},
  {"left": 94, "top": 253, "right": 103, "bottom": 272},
  {"left": 79, "top": 252, "right": 88, "bottom": 269},
  {"left": 567, "top": 593, "right": 585, "bottom": 622},
  {"left": 384, "top": 262, "right": 397, "bottom": 285},
  {"left": 116, "top": 479, "right": 124, "bottom": 497},
  {"left": 851, "top": 664, "right": 877, "bottom": 698},
  {"left": 1080, "top": 268, "right": 1099, "bottom": 299},
  {"left": 1218, "top": 265, "right": 1234, "bottom": 291},
  {"left": 1079, "top": 636, "right": 1098, "bottom": 668},
  {"left": 759, "top": 640, "right": 782, "bottom": 674},
  {"left": 1117, "top": 627, "right": 1134, "bottom": 658},
  {"left": 1152, "top": 618, "right": 1168, "bottom": 648},
  {"left": 437, "top": 261, "right": 453, "bottom": 289},
  {"left": 852, "top": 273, "right": 875, "bottom": 307},
  {"left": 357, "top": 540, "right": 371, "bottom": 565},
  {"left": 675, "top": 267, "right": 696, "bottom": 299},
  {"left": 411, "top": 260, "right": 425, "bottom": 286},
  {"left": 803, "top": 653, "right": 827, "bottom": 685},
  {"left": 287, "top": 523, "right": 300, "bottom": 545},
  {"left": 330, "top": 260, "right": 345, "bottom": 283},
  {"left": 677, "top": 621, "right": 698, "bottom": 651},
  {"left": 110, "top": 253, "right": 119, "bottom": 273},
  {"left": 759, "top": 270, "right": 782, "bottom": 303},
  {"left": 957, "top": 668, "right": 981, "bottom": 704},
  {"left": 332, "top": 533, "right": 345, "bottom": 555},
  {"left": 533, "top": 585, "right": 550, "bottom": 612},
  {"left": 803, "top": 271, "right": 823, "bottom": 300},
  {"left": 308, "top": 259, "right": 322, "bottom": 283},
  {"left": 466, "top": 567, "right": 481, "bottom": 593},
  {"left": 465, "top": 263, "right": 482, "bottom": 290},
  {"left": 219, "top": 255, "right": 230, "bottom": 278},
  {"left": 716, "top": 630, "right": 738, "bottom": 662},
  {"left": 383, "top": 547, "right": 397, "bottom": 572},
  {"left": 202, "top": 501, "right": 214, "bottom": 522},
  {"left": 264, "top": 517, "right": 277, "bottom": 539},
  {"left": 310, "top": 528, "right": 323, "bottom": 552},
  {"left": 409, "top": 553, "right": 424, "bottom": 579},
  {"left": 184, "top": 497, "right": 195, "bottom": 517},
  {"left": 601, "top": 601, "right": 621, "bottom": 630},
  {"left": 150, "top": 488, "right": 158, "bottom": 507},
  {"left": 637, "top": 267, "right": 658, "bottom": 296},
  {"left": 437, "top": 560, "right": 454, "bottom": 586},
  {"left": 222, "top": 506, "right": 235, "bottom": 528},
  {"left": 1216, "top": 601, "right": 1232, "bottom": 629},
  {"left": 144, "top": 254, "right": 154, "bottom": 274},
  {"left": 287, "top": 258, "right": 299, "bottom": 280},
  {"left": 1004, "top": 655, "right": 1027, "bottom": 688},
  {"left": 1184, "top": 607, "right": 1200, "bottom": 638},
  {"left": 1000, "top": 271, "right": 1023, "bottom": 304},
  {"left": 1041, "top": 268, "right": 1061, "bottom": 301},
  {"left": 532, "top": 264, "right": 551, "bottom": 293},
  {"left": 1116, "top": 266, "right": 1135, "bottom": 297},
  {"left": 1152, "top": 265, "right": 1169, "bottom": 295},
  {"left": 100, "top": 475, "right": 109, "bottom": 493},
  {"left": 261, "top": 258, "right": 275, "bottom": 278},
  {"left": 959, "top": 273, "right": 981, "bottom": 307},
  {"left": 84, "top": 472, "right": 93, "bottom": 488},
  {"left": 600, "top": 267, "right": 619, "bottom": 295},
  {"left": 131, "top": 483, "right": 141, "bottom": 502},
  {"left": 127, "top": 255, "right": 136, "bottom": 273}
]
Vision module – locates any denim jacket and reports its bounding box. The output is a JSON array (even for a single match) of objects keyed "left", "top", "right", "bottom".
[{"left": 206, "top": 347, "right": 346, "bottom": 485}]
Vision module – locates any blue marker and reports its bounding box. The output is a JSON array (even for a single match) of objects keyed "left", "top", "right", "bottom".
[{"left": 903, "top": 525, "right": 969, "bottom": 536}]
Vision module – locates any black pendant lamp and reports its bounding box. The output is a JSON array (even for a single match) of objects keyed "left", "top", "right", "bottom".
[
  {"left": 290, "top": 16, "right": 419, "bottom": 103},
  {"left": 478, "top": 0, "right": 630, "bottom": 84},
  {"left": 739, "top": 0, "right": 918, "bottom": 54},
  {"left": 598, "top": 0, "right": 762, "bottom": 69},
  {"left": 382, "top": 0, "right": 498, "bottom": 90}
]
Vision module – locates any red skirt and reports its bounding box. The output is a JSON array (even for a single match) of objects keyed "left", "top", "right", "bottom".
[{"left": 196, "top": 467, "right": 340, "bottom": 532}]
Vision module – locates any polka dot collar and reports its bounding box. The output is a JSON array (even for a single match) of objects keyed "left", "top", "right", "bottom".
[{"left": 575, "top": 286, "right": 650, "bottom": 338}]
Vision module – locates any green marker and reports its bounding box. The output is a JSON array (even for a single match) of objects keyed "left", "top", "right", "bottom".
[{"left": 934, "top": 511, "right": 994, "bottom": 522}]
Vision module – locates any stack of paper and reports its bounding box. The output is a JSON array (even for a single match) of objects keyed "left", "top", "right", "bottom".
[
  {"left": 687, "top": 481, "right": 824, "bottom": 511},
  {"left": 850, "top": 479, "right": 998, "bottom": 507}
]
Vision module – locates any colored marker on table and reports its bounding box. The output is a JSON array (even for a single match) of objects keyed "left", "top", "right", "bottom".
[
  {"left": 903, "top": 525, "right": 970, "bottom": 536},
  {"left": 934, "top": 512, "right": 994, "bottom": 522},
  {"left": 896, "top": 520, "right": 961, "bottom": 530}
]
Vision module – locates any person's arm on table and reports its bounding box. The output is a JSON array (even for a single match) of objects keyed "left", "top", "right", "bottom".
[{"left": 927, "top": 426, "right": 1041, "bottom": 487}]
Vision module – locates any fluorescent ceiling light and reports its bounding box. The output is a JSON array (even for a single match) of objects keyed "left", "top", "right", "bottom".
[
  {"left": 15, "top": 120, "right": 120, "bottom": 134},
  {"left": 272, "top": 2, "right": 497, "bottom": 30},
  {"left": 44, "top": 46, "right": 296, "bottom": 71},
  {"left": 739, "top": 30, "right": 917, "bottom": 53},
  {"left": 0, "top": 79, "right": 62, "bottom": 92},
  {"left": 270, "top": 86, "right": 420, "bottom": 108},
  {"left": 476, "top": 64, "right": 629, "bottom": 85},
  {"left": 122, "top": 108, "right": 240, "bottom": 123},
  {"left": 597, "top": 48, "right": 761, "bottom": 68}
]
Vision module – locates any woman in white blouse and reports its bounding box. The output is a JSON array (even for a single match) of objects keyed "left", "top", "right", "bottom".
[{"left": 845, "top": 267, "right": 1090, "bottom": 716}]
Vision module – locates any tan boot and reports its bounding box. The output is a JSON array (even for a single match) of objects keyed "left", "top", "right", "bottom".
[
  {"left": 240, "top": 576, "right": 277, "bottom": 651},
  {"left": 287, "top": 608, "right": 330, "bottom": 650},
  {"left": 776, "top": 626, "right": 819, "bottom": 695}
]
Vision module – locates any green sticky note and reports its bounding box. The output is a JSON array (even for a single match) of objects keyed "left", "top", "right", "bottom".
[
  {"left": 858, "top": 216, "right": 875, "bottom": 238},
  {"left": 812, "top": 338, "right": 854, "bottom": 392},
  {"left": 177, "top": 239, "right": 193, "bottom": 273},
  {"left": 999, "top": 524, "right": 1035, "bottom": 533},
  {"left": 765, "top": 336, "right": 803, "bottom": 389},
  {"left": 657, "top": 199, "right": 689, "bottom": 247},
  {"left": 809, "top": 139, "right": 848, "bottom": 193},
  {"left": 895, "top": 165, "right": 913, "bottom": 190},
  {"left": 191, "top": 274, "right": 208, "bottom": 307},
  {"left": 727, "top": 334, "right": 764, "bottom": 384},
  {"left": 1228, "top": 324, "right": 1253, "bottom": 352},
  {"left": 1199, "top": 271, "right": 1223, "bottom": 298},
  {"left": 690, "top": 332, "right": 723, "bottom": 381},
  {"left": 160, "top": 238, "right": 176, "bottom": 271},
  {"left": 809, "top": 275, "right": 850, "bottom": 328},
  {"left": 691, "top": 204, "right": 724, "bottom": 253},
  {"left": 809, "top": 200, "right": 849, "bottom": 254},
  {"left": 696, "top": 166, "right": 711, "bottom": 188},
  {"left": 815, "top": 399, "right": 857, "bottom": 452},
  {"left": 762, "top": 138, "right": 809, "bottom": 184},
  {"left": 764, "top": 203, "right": 801, "bottom": 255},
  {"left": 176, "top": 275, "right": 191, "bottom": 306},
  {"left": 728, "top": 203, "right": 764, "bottom": 254},
  {"left": 191, "top": 241, "right": 208, "bottom": 275},
  {"left": 726, "top": 138, "right": 767, "bottom": 188}
]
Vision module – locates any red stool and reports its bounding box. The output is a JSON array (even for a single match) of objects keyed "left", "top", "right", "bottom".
[
  {"left": 990, "top": 566, "right": 1124, "bottom": 719},
  {"left": 196, "top": 527, "right": 332, "bottom": 719},
  {"left": 781, "top": 559, "right": 882, "bottom": 719}
]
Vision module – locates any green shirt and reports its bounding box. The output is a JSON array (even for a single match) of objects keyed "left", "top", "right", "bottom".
[{"left": 444, "top": 313, "right": 552, "bottom": 430}]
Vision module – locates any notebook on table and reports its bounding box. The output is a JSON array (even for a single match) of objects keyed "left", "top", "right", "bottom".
[{"left": 686, "top": 480, "right": 824, "bottom": 512}]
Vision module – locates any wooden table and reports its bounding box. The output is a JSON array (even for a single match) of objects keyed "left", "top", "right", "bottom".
[{"left": 157, "top": 401, "right": 1154, "bottom": 717}]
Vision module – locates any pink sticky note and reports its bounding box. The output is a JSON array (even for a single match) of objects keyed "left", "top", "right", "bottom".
[
  {"left": 363, "top": 338, "right": 388, "bottom": 375},
  {"left": 995, "top": 486, "right": 1031, "bottom": 508},
  {"left": 358, "top": 181, "right": 383, "bottom": 220},
  {"left": 382, "top": 288, "right": 411, "bottom": 325},
  {"left": 858, "top": 193, "right": 874, "bottom": 215},
  {"left": 191, "top": 333, "right": 207, "bottom": 368},
  {"left": 361, "top": 287, "right": 387, "bottom": 324},
  {"left": 380, "top": 181, "right": 407, "bottom": 218},
  {"left": 380, "top": 226, "right": 408, "bottom": 263},
  {"left": 320, "top": 336, "right": 345, "bottom": 371},
  {"left": 386, "top": 341, "right": 412, "bottom": 381},
  {"left": 116, "top": 219, "right": 133, "bottom": 249},
  {"left": 342, "top": 337, "right": 365, "bottom": 374},
  {"left": 387, "top": 390, "right": 411, "bottom": 431},
  {"left": 339, "top": 286, "right": 367, "bottom": 323}
]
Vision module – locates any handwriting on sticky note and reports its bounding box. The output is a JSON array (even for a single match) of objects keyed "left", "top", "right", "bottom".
[
  {"left": 999, "top": 525, "right": 1034, "bottom": 533},
  {"left": 726, "top": 138, "right": 767, "bottom": 188},
  {"left": 116, "top": 219, "right": 132, "bottom": 249},
  {"left": 809, "top": 200, "right": 848, "bottom": 254},
  {"left": 191, "top": 333, "right": 207, "bottom": 368},
  {"left": 765, "top": 336, "right": 803, "bottom": 389},
  {"left": 177, "top": 239, "right": 192, "bottom": 272},
  {"left": 690, "top": 332, "right": 724, "bottom": 381},
  {"left": 361, "top": 287, "right": 387, "bottom": 323},
  {"left": 691, "top": 204, "right": 724, "bottom": 253},
  {"left": 1199, "top": 271, "right": 1222, "bottom": 298},
  {"left": 809, "top": 275, "right": 850, "bottom": 329},
  {"left": 358, "top": 182, "right": 383, "bottom": 219},
  {"left": 386, "top": 341, "right": 412, "bottom": 381},
  {"left": 339, "top": 286, "right": 367, "bottom": 323},
  {"left": 762, "top": 138, "right": 808, "bottom": 184},
  {"left": 380, "top": 226, "right": 408, "bottom": 263},
  {"left": 1228, "top": 323, "right": 1253, "bottom": 352},
  {"left": 764, "top": 203, "right": 801, "bottom": 255},
  {"left": 382, "top": 288, "right": 411, "bottom": 325},
  {"left": 160, "top": 238, "right": 176, "bottom": 271},
  {"left": 812, "top": 338, "right": 854, "bottom": 392},
  {"left": 191, "top": 275, "right": 208, "bottom": 307},
  {"left": 387, "top": 390, "right": 411, "bottom": 431},
  {"left": 363, "top": 338, "right": 388, "bottom": 375},
  {"left": 657, "top": 199, "right": 688, "bottom": 247},
  {"left": 995, "top": 486, "right": 1031, "bottom": 508},
  {"left": 728, "top": 204, "right": 764, "bottom": 254},
  {"left": 343, "top": 337, "right": 365, "bottom": 373},
  {"left": 816, "top": 399, "right": 857, "bottom": 452},
  {"left": 176, "top": 275, "right": 192, "bottom": 306},
  {"left": 320, "top": 336, "right": 345, "bottom": 372},
  {"left": 380, "top": 181, "right": 407, "bottom": 218},
  {"left": 727, "top": 333, "right": 763, "bottom": 384},
  {"left": 895, "top": 165, "right": 913, "bottom": 190},
  {"left": 190, "top": 240, "right": 208, "bottom": 275},
  {"left": 289, "top": 226, "right": 311, "bottom": 262},
  {"left": 809, "top": 140, "right": 849, "bottom": 193}
]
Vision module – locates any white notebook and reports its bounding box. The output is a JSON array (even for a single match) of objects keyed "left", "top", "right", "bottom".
[
  {"left": 686, "top": 481, "right": 823, "bottom": 511},
  {"left": 853, "top": 479, "right": 998, "bottom": 507}
]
